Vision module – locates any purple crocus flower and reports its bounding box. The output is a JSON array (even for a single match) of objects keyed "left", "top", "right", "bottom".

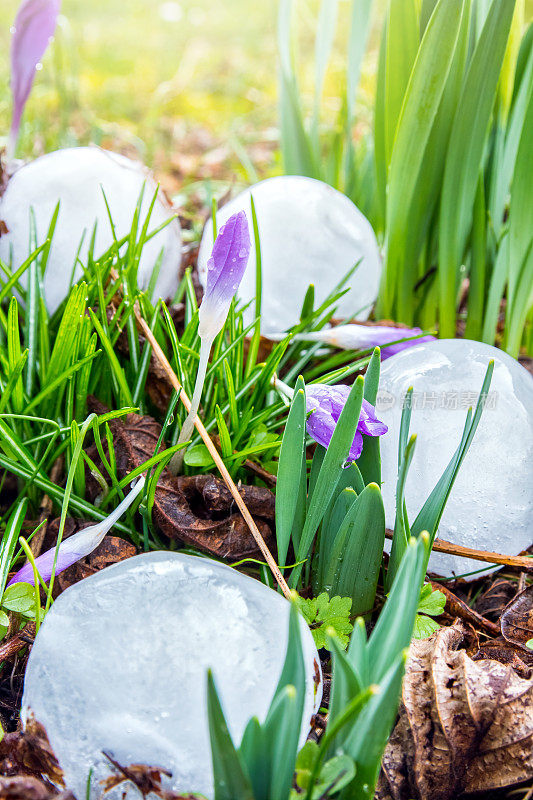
[
  {"left": 8, "top": 476, "right": 145, "bottom": 587},
  {"left": 306, "top": 384, "right": 388, "bottom": 461},
  {"left": 9, "top": 0, "right": 61, "bottom": 157},
  {"left": 272, "top": 324, "right": 435, "bottom": 359},
  {"left": 198, "top": 210, "right": 251, "bottom": 341}
]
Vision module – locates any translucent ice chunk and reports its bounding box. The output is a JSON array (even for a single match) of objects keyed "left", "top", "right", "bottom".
[
  {"left": 0, "top": 147, "right": 182, "bottom": 313},
  {"left": 22, "top": 552, "right": 321, "bottom": 799},
  {"left": 197, "top": 176, "right": 381, "bottom": 333},
  {"left": 378, "top": 339, "right": 533, "bottom": 579}
]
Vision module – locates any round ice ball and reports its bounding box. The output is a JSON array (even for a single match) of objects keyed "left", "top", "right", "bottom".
[
  {"left": 0, "top": 147, "right": 182, "bottom": 313},
  {"left": 378, "top": 339, "right": 533, "bottom": 579},
  {"left": 22, "top": 552, "right": 321, "bottom": 799},
  {"left": 197, "top": 176, "right": 381, "bottom": 333}
]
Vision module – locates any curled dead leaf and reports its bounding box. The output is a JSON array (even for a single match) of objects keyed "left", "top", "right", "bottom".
[
  {"left": 501, "top": 585, "right": 533, "bottom": 652},
  {"left": 0, "top": 717, "right": 64, "bottom": 788},
  {"left": 379, "top": 622, "right": 533, "bottom": 799},
  {"left": 0, "top": 623, "right": 35, "bottom": 664},
  {"left": 85, "top": 404, "right": 275, "bottom": 560},
  {"left": 154, "top": 471, "right": 274, "bottom": 559},
  {"left": 0, "top": 776, "right": 74, "bottom": 799}
]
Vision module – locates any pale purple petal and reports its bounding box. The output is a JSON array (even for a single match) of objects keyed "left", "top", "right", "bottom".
[
  {"left": 330, "top": 324, "right": 435, "bottom": 359},
  {"left": 359, "top": 398, "right": 389, "bottom": 436},
  {"left": 10, "top": 0, "right": 61, "bottom": 150},
  {"left": 286, "top": 324, "right": 436, "bottom": 359},
  {"left": 305, "top": 383, "right": 387, "bottom": 462},
  {"left": 198, "top": 211, "right": 251, "bottom": 341},
  {"left": 8, "top": 476, "right": 145, "bottom": 587},
  {"left": 205, "top": 211, "right": 251, "bottom": 307},
  {"left": 7, "top": 533, "right": 95, "bottom": 586},
  {"left": 370, "top": 326, "right": 435, "bottom": 359}
]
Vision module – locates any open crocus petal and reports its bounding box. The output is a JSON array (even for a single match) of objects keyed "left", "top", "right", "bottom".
[
  {"left": 10, "top": 0, "right": 61, "bottom": 152},
  {"left": 198, "top": 211, "right": 251, "bottom": 341},
  {"left": 359, "top": 398, "right": 389, "bottom": 437},
  {"left": 8, "top": 476, "right": 145, "bottom": 587},
  {"left": 305, "top": 384, "right": 387, "bottom": 462},
  {"left": 276, "top": 324, "right": 435, "bottom": 359}
]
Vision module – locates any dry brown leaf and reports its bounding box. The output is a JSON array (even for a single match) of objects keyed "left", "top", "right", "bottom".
[
  {"left": 501, "top": 585, "right": 533, "bottom": 652},
  {"left": 379, "top": 622, "right": 533, "bottom": 799},
  {"left": 0, "top": 776, "right": 74, "bottom": 799},
  {"left": 102, "top": 752, "right": 202, "bottom": 799},
  {"left": 474, "top": 636, "right": 533, "bottom": 679},
  {"left": 0, "top": 717, "right": 64, "bottom": 787},
  {"left": 85, "top": 404, "right": 275, "bottom": 560}
]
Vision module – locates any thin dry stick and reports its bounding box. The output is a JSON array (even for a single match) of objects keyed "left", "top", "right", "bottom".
[
  {"left": 385, "top": 529, "right": 533, "bottom": 571},
  {"left": 135, "top": 307, "right": 292, "bottom": 600}
]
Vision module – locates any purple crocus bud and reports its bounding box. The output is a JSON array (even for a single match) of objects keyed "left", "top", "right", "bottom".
[
  {"left": 9, "top": 0, "right": 61, "bottom": 157},
  {"left": 198, "top": 211, "right": 251, "bottom": 342},
  {"left": 8, "top": 476, "right": 145, "bottom": 587},
  {"left": 271, "top": 324, "right": 435, "bottom": 359},
  {"left": 306, "top": 384, "right": 388, "bottom": 461},
  {"left": 170, "top": 213, "right": 250, "bottom": 474}
]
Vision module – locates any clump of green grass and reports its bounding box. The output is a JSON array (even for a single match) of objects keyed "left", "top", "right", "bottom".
[{"left": 279, "top": 0, "right": 533, "bottom": 356}]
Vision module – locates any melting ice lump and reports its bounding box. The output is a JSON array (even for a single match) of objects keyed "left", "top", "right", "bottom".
[
  {"left": 22, "top": 552, "right": 321, "bottom": 799},
  {"left": 0, "top": 147, "right": 182, "bottom": 313},
  {"left": 378, "top": 339, "right": 533, "bottom": 578},
  {"left": 197, "top": 176, "right": 381, "bottom": 333}
]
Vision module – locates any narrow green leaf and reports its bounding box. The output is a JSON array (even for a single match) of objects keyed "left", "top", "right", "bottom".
[
  {"left": 275, "top": 379, "right": 306, "bottom": 569},
  {"left": 206, "top": 671, "right": 253, "bottom": 800},
  {"left": 367, "top": 534, "right": 429, "bottom": 683},
  {"left": 290, "top": 376, "right": 364, "bottom": 588},
  {"left": 382, "top": 0, "right": 464, "bottom": 320},
  {"left": 0, "top": 499, "right": 28, "bottom": 596},
  {"left": 438, "top": 0, "right": 516, "bottom": 337}
]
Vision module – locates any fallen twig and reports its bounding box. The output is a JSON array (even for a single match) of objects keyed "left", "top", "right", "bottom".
[
  {"left": 385, "top": 529, "right": 533, "bottom": 571},
  {"left": 0, "top": 623, "right": 36, "bottom": 663},
  {"left": 133, "top": 303, "right": 291, "bottom": 600}
]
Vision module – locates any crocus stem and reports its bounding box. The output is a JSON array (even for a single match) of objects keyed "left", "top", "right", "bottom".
[
  {"left": 271, "top": 375, "right": 294, "bottom": 400},
  {"left": 169, "top": 337, "right": 213, "bottom": 474},
  {"left": 7, "top": 126, "right": 18, "bottom": 163}
]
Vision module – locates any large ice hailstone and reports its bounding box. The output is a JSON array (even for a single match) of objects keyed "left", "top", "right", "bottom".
[
  {"left": 378, "top": 339, "right": 533, "bottom": 578},
  {"left": 197, "top": 176, "right": 381, "bottom": 333},
  {"left": 0, "top": 147, "right": 182, "bottom": 313},
  {"left": 22, "top": 552, "right": 321, "bottom": 799}
]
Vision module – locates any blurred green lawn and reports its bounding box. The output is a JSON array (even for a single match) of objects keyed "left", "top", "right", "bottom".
[
  {"left": 0, "top": 0, "right": 383, "bottom": 189},
  {"left": 0, "top": 0, "right": 287, "bottom": 184}
]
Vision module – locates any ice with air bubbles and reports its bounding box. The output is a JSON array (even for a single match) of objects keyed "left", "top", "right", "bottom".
[
  {"left": 197, "top": 175, "right": 382, "bottom": 333},
  {"left": 378, "top": 339, "right": 533, "bottom": 579},
  {"left": 22, "top": 552, "right": 321, "bottom": 799},
  {"left": 0, "top": 147, "right": 182, "bottom": 314}
]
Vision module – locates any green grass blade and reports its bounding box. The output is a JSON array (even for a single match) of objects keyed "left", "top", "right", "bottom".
[
  {"left": 0, "top": 499, "right": 28, "bottom": 596},
  {"left": 327, "top": 483, "right": 385, "bottom": 616},
  {"left": 275, "top": 378, "right": 306, "bottom": 569},
  {"left": 381, "top": 0, "right": 464, "bottom": 320},
  {"left": 438, "top": 0, "right": 516, "bottom": 337},
  {"left": 207, "top": 671, "right": 253, "bottom": 800},
  {"left": 290, "top": 376, "right": 365, "bottom": 589}
]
